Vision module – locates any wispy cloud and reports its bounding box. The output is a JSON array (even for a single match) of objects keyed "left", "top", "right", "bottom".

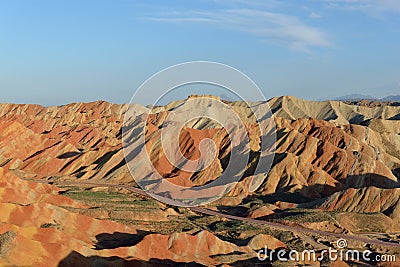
[
  {"left": 324, "top": 0, "right": 400, "bottom": 14},
  {"left": 147, "top": 17, "right": 217, "bottom": 23},
  {"left": 211, "top": 0, "right": 282, "bottom": 9},
  {"left": 309, "top": 12, "right": 322, "bottom": 18},
  {"left": 144, "top": 5, "right": 332, "bottom": 53}
]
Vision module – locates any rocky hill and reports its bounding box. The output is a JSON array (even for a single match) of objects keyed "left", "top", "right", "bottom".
[{"left": 0, "top": 96, "right": 399, "bottom": 266}]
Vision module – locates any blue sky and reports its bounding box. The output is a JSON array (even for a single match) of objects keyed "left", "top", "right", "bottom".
[{"left": 1, "top": 0, "right": 399, "bottom": 105}]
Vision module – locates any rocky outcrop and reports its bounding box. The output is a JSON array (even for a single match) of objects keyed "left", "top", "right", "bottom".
[
  {"left": 312, "top": 187, "right": 400, "bottom": 219},
  {"left": 247, "top": 234, "right": 286, "bottom": 250}
]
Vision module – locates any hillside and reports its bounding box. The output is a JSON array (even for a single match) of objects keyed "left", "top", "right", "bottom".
[{"left": 0, "top": 96, "right": 399, "bottom": 266}]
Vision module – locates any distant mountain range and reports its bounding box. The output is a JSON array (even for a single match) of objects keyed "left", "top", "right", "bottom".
[
  {"left": 381, "top": 95, "right": 400, "bottom": 101},
  {"left": 333, "top": 94, "right": 400, "bottom": 102}
]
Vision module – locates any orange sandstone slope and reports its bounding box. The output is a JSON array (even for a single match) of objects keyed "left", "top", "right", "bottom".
[
  {"left": 0, "top": 101, "right": 133, "bottom": 183},
  {"left": 0, "top": 167, "right": 257, "bottom": 267},
  {"left": 0, "top": 166, "right": 136, "bottom": 266}
]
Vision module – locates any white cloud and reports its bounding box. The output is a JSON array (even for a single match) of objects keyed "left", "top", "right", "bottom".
[
  {"left": 324, "top": 0, "right": 400, "bottom": 13},
  {"left": 146, "top": 17, "right": 217, "bottom": 23},
  {"left": 144, "top": 7, "right": 332, "bottom": 52},
  {"left": 211, "top": 0, "right": 282, "bottom": 9},
  {"left": 309, "top": 12, "right": 322, "bottom": 18}
]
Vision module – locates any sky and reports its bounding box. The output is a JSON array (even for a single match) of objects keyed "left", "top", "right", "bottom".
[{"left": 1, "top": 0, "right": 400, "bottom": 105}]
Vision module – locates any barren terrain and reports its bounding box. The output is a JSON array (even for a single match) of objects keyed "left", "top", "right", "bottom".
[{"left": 0, "top": 96, "right": 399, "bottom": 266}]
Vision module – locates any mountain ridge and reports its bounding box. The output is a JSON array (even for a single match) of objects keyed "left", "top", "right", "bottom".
[{"left": 0, "top": 95, "right": 399, "bottom": 266}]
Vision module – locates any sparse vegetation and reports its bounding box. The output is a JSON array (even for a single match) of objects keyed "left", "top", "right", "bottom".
[{"left": 271, "top": 208, "right": 339, "bottom": 223}]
